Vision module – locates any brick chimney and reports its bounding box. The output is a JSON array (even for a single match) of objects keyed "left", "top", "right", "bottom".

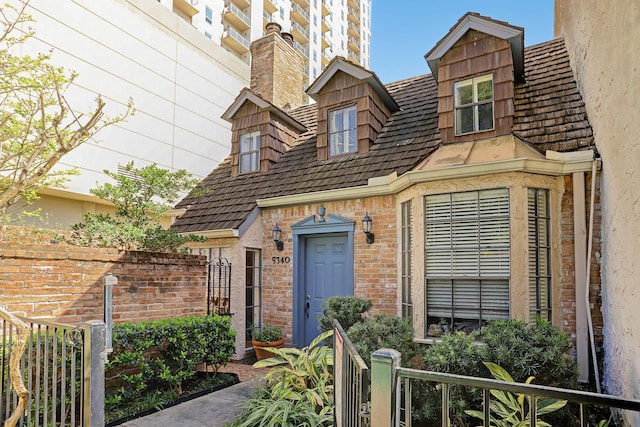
[{"left": 250, "top": 22, "right": 307, "bottom": 110}]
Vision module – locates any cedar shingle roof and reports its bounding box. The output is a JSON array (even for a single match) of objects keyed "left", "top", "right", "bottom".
[{"left": 173, "top": 37, "right": 593, "bottom": 234}]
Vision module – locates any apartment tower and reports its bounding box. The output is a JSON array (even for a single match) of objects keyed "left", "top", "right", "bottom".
[{"left": 158, "top": 0, "right": 372, "bottom": 85}]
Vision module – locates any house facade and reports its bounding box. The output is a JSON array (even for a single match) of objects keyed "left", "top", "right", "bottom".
[
  {"left": 555, "top": 0, "right": 640, "bottom": 422},
  {"left": 173, "top": 11, "right": 602, "bottom": 382}
]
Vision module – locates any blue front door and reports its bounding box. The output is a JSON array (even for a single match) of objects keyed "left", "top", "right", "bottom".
[{"left": 303, "top": 234, "right": 352, "bottom": 345}]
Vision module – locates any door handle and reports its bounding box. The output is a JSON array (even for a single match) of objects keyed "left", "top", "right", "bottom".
[{"left": 305, "top": 295, "right": 310, "bottom": 318}]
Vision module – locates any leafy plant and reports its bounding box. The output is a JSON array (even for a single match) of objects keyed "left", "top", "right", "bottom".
[
  {"left": 0, "top": 1, "right": 132, "bottom": 218},
  {"left": 415, "top": 319, "right": 580, "bottom": 426},
  {"left": 479, "top": 318, "right": 579, "bottom": 390},
  {"left": 251, "top": 323, "right": 282, "bottom": 343},
  {"left": 465, "top": 362, "right": 567, "bottom": 427},
  {"left": 106, "top": 314, "right": 235, "bottom": 412},
  {"left": 231, "top": 330, "right": 334, "bottom": 427},
  {"left": 346, "top": 313, "right": 420, "bottom": 368},
  {"left": 418, "top": 332, "right": 485, "bottom": 425},
  {"left": 318, "top": 296, "right": 372, "bottom": 333},
  {"left": 67, "top": 162, "right": 206, "bottom": 253}
]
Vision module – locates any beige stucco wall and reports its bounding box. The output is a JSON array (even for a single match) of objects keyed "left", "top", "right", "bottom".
[{"left": 555, "top": 0, "right": 640, "bottom": 419}]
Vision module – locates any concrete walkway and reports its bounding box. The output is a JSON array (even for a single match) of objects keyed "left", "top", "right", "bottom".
[{"left": 115, "top": 362, "right": 268, "bottom": 427}]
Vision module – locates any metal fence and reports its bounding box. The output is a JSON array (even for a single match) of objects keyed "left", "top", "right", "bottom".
[
  {"left": 334, "top": 320, "right": 370, "bottom": 427},
  {"left": 1, "top": 316, "right": 105, "bottom": 427},
  {"left": 369, "top": 348, "right": 640, "bottom": 427},
  {"left": 208, "top": 257, "right": 232, "bottom": 315}
]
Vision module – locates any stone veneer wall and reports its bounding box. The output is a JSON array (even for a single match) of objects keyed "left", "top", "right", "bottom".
[{"left": 0, "top": 240, "right": 207, "bottom": 325}]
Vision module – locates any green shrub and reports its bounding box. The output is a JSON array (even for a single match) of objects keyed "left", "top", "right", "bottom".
[
  {"left": 479, "top": 318, "right": 579, "bottom": 389},
  {"left": 418, "top": 332, "right": 485, "bottom": 425},
  {"left": 415, "top": 318, "right": 580, "bottom": 426},
  {"left": 106, "top": 315, "right": 235, "bottom": 405},
  {"left": 346, "top": 314, "right": 419, "bottom": 368},
  {"left": 318, "top": 296, "right": 372, "bottom": 333},
  {"left": 231, "top": 331, "right": 334, "bottom": 427}
]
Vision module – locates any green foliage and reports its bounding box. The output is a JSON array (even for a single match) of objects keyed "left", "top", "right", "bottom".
[
  {"left": 416, "top": 319, "right": 580, "bottom": 426},
  {"left": 67, "top": 162, "right": 206, "bottom": 252},
  {"left": 465, "top": 362, "right": 567, "bottom": 427},
  {"left": 231, "top": 331, "right": 334, "bottom": 427},
  {"left": 418, "top": 332, "right": 485, "bottom": 424},
  {"left": 251, "top": 323, "right": 282, "bottom": 342},
  {"left": 0, "top": 2, "right": 132, "bottom": 217},
  {"left": 318, "top": 295, "right": 372, "bottom": 333},
  {"left": 346, "top": 313, "right": 420, "bottom": 368},
  {"left": 479, "top": 318, "right": 579, "bottom": 389},
  {"left": 106, "top": 315, "right": 235, "bottom": 413}
]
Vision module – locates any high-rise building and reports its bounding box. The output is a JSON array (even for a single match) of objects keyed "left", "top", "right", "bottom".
[{"left": 157, "top": 0, "right": 372, "bottom": 84}]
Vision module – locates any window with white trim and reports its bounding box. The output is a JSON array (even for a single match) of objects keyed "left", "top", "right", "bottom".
[
  {"left": 528, "top": 188, "right": 551, "bottom": 321},
  {"left": 424, "top": 188, "right": 510, "bottom": 336},
  {"left": 454, "top": 74, "right": 494, "bottom": 135},
  {"left": 239, "top": 131, "right": 260, "bottom": 174},
  {"left": 328, "top": 105, "right": 357, "bottom": 156}
]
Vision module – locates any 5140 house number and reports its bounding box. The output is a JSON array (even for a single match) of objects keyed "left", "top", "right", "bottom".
[{"left": 272, "top": 256, "right": 291, "bottom": 264}]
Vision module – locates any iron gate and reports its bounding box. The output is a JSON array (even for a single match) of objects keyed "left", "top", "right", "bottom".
[
  {"left": 207, "top": 257, "right": 232, "bottom": 315},
  {"left": 1, "top": 311, "right": 105, "bottom": 427}
]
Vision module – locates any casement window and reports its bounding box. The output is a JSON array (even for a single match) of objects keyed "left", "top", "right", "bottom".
[
  {"left": 328, "top": 105, "right": 357, "bottom": 156},
  {"left": 401, "top": 200, "right": 413, "bottom": 319},
  {"left": 454, "top": 74, "right": 494, "bottom": 135},
  {"left": 528, "top": 188, "right": 551, "bottom": 321},
  {"left": 239, "top": 131, "right": 260, "bottom": 174},
  {"left": 205, "top": 6, "right": 213, "bottom": 24},
  {"left": 245, "top": 249, "right": 262, "bottom": 348},
  {"left": 424, "top": 188, "right": 510, "bottom": 335}
]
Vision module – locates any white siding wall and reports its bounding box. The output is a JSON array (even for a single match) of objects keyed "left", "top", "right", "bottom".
[{"left": 8, "top": 0, "right": 249, "bottom": 227}]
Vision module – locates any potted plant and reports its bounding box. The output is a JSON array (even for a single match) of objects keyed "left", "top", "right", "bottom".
[{"left": 251, "top": 323, "right": 284, "bottom": 360}]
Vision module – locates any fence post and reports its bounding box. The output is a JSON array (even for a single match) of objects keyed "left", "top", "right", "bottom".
[
  {"left": 83, "top": 320, "right": 106, "bottom": 427},
  {"left": 370, "top": 348, "right": 401, "bottom": 427},
  {"left": 102, "top": 273, "right": 117, "bottom": 354}
]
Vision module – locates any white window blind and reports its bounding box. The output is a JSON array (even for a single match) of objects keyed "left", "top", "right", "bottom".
[{"left": 425, "top": 189, "right": 510, "bottom": 328}]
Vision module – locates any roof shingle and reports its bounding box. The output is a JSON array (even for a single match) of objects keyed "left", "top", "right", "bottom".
[{"left": 173, "top": 38, "right": 593, "bottom": 234}]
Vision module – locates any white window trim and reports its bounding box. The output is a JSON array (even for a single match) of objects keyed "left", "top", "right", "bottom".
[
  {"left": 454, "top": 74, "right": 494, "bottom": 135},
  {"left": 239, "top": 131, "right": 260, "bottom": 174}
]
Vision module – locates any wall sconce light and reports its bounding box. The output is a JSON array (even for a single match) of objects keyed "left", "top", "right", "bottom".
[
  {"left": 362, "top": 212, "right": 374, "bottom": 244},
  {"left": 272, "top": 224, "right": 284, "bottom": 251}
]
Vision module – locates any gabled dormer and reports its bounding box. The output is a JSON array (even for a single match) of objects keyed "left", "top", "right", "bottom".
[
  {"left": 306, "top": 58, "right": 399, "bottom": 161},
  {"left": 222, "top": 89, "right": 306, "bottom": 177},
  {"left": 221, "top": 22, "right": 307, "bottom": 177},
  {"left": 425, "top": 13, "right": 524, "bottom": 144}
]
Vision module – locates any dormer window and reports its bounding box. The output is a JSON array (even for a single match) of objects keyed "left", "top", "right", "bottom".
[
  {"left": 329, "top": 105, "right": 357, "bottom": 156},
  {"left": 239, "top": 131, "right": 260, "bottom": 174},
  {"left": 454, "top": 74, "right": 494, "bottom": 135}
]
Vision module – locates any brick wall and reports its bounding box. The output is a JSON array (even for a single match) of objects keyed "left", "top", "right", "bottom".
[
  {"left": 0, "top": 240, "right": 207, "bottom": 325},
  {"left": 249, "top": 27, "right": 306, "bottom": 110},
  {"left": 560, "top": 173, "right": 604, "bottom": 352},
  {"left": 260, "top": 196, "right": 398, "bottom": 343}
]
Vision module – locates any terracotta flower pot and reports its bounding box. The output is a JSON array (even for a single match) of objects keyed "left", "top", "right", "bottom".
[{"left": 252, "top": 337, "right": 284, "bottom": 360}]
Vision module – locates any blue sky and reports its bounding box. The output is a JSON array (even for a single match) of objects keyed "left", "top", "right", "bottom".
[{"left": 370, "top": 1, "right": 555, "bottom": 83}]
